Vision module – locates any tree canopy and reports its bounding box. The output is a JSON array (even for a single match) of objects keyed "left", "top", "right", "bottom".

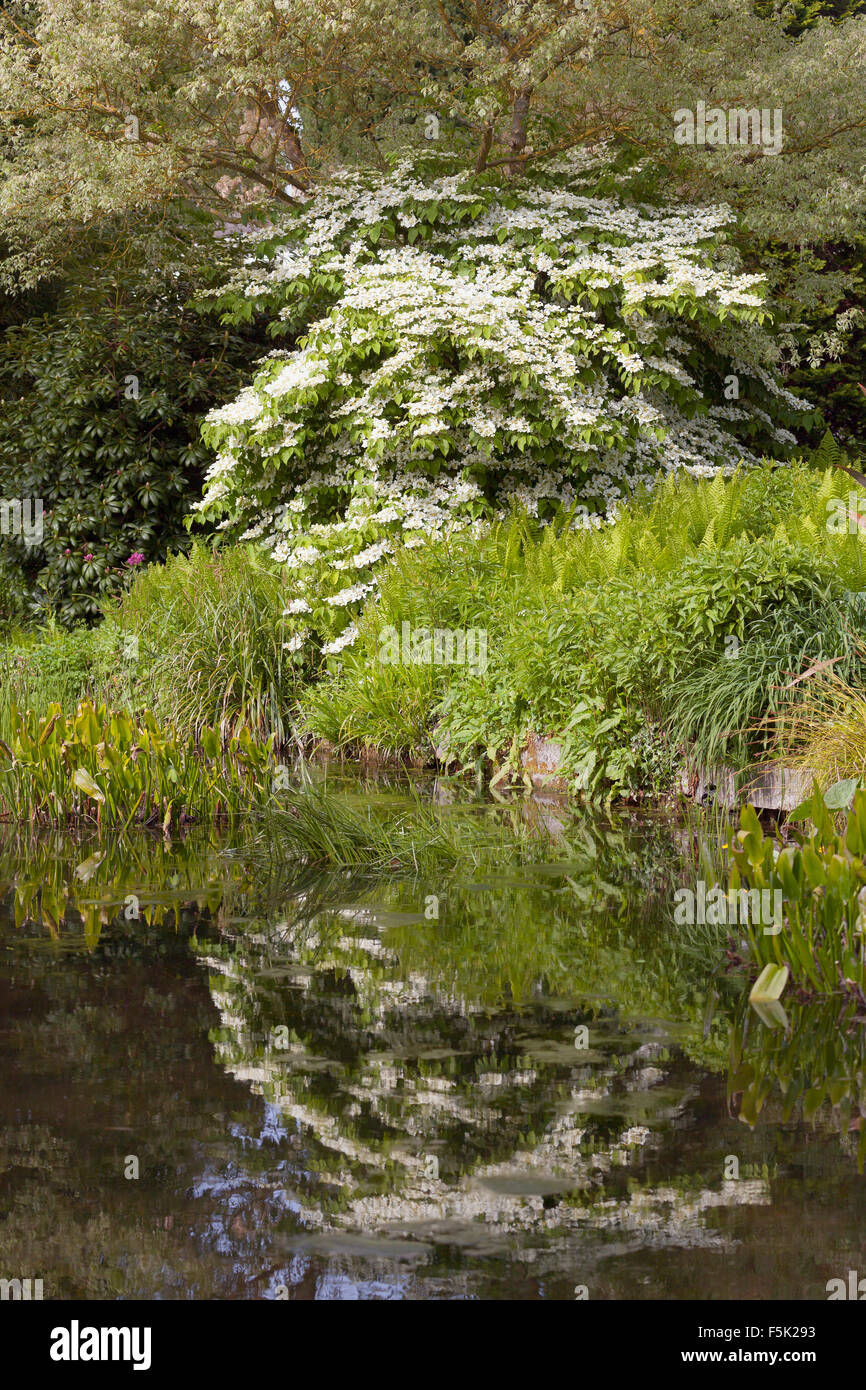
[{"left": 2, "top": 1, "right": 866, "bottom": 288}]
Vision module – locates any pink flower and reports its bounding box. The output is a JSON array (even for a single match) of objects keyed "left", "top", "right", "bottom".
[
  {"left": 126, "top": 552, "right": 145, "bottom": 567},
  {"left": 83, "top": 552, "right": 94, "bottom": 561}
]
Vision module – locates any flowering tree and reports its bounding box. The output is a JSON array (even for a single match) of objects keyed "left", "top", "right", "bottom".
[{"left": 196, "top": 150, "right": 813, "bottom": 658}]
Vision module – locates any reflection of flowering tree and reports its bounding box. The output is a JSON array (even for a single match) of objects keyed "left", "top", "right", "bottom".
[{"left": 198, "top": 870, "right": 766, "bottom": 1277}]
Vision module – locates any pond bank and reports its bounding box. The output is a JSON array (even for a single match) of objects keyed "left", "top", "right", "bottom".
[{"left": 309, "top": 731, "right": 814, "bottom": 814}]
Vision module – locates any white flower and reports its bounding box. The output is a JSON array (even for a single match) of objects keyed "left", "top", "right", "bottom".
[
  {"left": 322, "top": 624, "right": 359, "bottom": 655},
  {"left": 326, "top": 582, "right": 375, "bottom": 607},
  {"left": 352, "top": 540, "right": 392, "bottom": 567},
  {"left": 289, "top": 546, "right": 322, "bottom": 566}
]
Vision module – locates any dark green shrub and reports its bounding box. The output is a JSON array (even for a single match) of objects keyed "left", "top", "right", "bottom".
[{"left": 0, "top": 223, "right": 266, "bottom": 623}]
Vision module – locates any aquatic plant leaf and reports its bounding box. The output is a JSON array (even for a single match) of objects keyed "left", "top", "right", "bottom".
[
  {"left": 74, "top": 852, "right": 107, "bottom": 882},
  {"left": 803, "top": 1085, "right": 826, "bottom": 1119},
  {"left": 824, "top": 777, "right": 858, "bottom": 810},
  {"left": 749, "top": 962, "right": 789, "bottom": 1004},
  {"left": 72, "top": 767, "right": 105, "bottom": 804},
  {"left": 750, "top": 998, "right": 788, "bottom": 1030}
]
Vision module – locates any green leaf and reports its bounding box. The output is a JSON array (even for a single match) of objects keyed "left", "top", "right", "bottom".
[
  {"left": 749, "top": 962, "right": 789, "bottom": 1004},
  {"left": 74, "top": 851, "right": 106, "bottom": 882},
  {"left": 824, "top": 777, "right": 858, "bottom": 810},
  {"left": 72, "top": 766, "right": 105, "bottom": 803}
]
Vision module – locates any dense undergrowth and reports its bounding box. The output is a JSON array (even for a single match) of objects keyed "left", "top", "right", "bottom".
[
  {"left": 4, "top": 458, "right": 866, "bottom": 801},
  {"left": 303, "top": 458, "right": 866, "bottom": 794},
  {"left": 0, "top": 702, "right": 274, "bottom": 828}
]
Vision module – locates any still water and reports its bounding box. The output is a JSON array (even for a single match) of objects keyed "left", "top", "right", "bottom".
[{"left": 1, "top": 776, "right": 864, "bottom": 1300}]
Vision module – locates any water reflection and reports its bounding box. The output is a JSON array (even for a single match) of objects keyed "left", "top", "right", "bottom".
[{"left": 0, "top": 792, "right": 864, "bottom": 1299}]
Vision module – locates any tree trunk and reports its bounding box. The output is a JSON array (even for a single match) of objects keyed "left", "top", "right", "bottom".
[
  {"left": 260, "top": 95, "right": 309, "bottom": 190},
  {"left": 507, "top": 87, "right": 533, "bottom": 176},
  {"left": 475, "top": 125, "right": 494, "bottom": 173}
]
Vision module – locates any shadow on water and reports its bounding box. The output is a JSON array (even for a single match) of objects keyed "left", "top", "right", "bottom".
[{"left": 0, "top": 780, "right": 864, "bottom": 1300}]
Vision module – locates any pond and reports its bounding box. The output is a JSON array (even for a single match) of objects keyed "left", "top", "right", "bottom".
[{"left": 1, "top": 773, "right": 863, "bottom": 1301}]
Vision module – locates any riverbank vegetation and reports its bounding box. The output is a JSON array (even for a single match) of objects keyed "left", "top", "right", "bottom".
[
  {"left": 1, "top": 4, "right": 864, "bottom": 795},
  {"left": 3, "top": 460, "right": 866, "bottom": 802},
  {"left": 0, "top": 702, "right": 274, "bottom": 829},
  {"left": 0, "top": 1, "right": 864, "bottom": 1132}
]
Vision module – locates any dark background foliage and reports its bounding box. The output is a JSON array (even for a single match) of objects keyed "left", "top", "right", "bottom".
[
  {"left": 783, "top": 241, "right": 866, "bottom": 453},
  {"left": 756, "top": 0, "right": 865, "bottom": 34},
  {"left": 0, "top": 216, "right": 269, "bottom": 625}
]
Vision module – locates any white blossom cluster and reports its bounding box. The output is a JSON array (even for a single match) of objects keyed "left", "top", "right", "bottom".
[{"left": 198, "top": 151, "right": 812, "bottom": 657}]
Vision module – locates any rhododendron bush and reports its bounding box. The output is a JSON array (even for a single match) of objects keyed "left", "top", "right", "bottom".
[{"left": 197, "top": 151, "right": 814, "bottom": 658}]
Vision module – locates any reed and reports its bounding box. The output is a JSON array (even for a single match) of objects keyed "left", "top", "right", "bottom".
[{"left": 263, "top": 780, "right": 561, "bottom": 872}]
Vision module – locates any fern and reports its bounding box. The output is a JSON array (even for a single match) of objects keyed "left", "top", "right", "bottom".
[{"left": 810, "top": 429, "right": 849, "bottom": 472}]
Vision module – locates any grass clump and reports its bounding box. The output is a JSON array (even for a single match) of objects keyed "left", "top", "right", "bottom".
[
  {"left": 100, "top": 542, "right": 305, "bottom": 745},
  {"left": 265, "top": 778, "right": 561, "bottom": 872},
  {"left": 672, "top": 595, "right": 866, "bottom": 772},
  {"left": 771, "top": 662, "right": 866, "bottom": 788}
]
